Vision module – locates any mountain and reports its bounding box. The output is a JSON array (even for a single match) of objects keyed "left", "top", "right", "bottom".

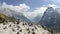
[
  {"left": 0, "top": 7, "right": 12, "bottom": 16},
  {"left": 39, "top": 7, "right": 60, "bottom": 31},
  {"left": 13, "top": 13, "right": 33, "bottom": 23},
  {"left": 0, "top": 8, "right": 33, "bottom": 23},
  {"left": 32, "top": 13, "right": 43, "bottom": 23}
]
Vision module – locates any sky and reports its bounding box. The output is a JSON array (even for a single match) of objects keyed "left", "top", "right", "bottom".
[
  {"left": 0, "top": 0, "right": 60, "bottom": 10},
  {"left": 0, "top": 0, "right": 60, "bottom": 22}
]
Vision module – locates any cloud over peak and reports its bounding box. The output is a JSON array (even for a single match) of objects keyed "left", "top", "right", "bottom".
[
  {"left": 24, "top": 7, "right": 47, "bottom": 20},
  {"left": 1, "top": 2, "right": 30, "bottom": 12},
  {"left": 24, "top": 4, "right": 60, "bottom": 22}
]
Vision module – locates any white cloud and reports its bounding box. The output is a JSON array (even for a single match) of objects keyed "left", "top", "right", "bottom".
[
  {"left": 24, "top": 4, "right": 60, "bottom": 21},
  {"left": 24, "top": 7, "right": 47, "bottom": 19},
  {"left": 47, "top": 4, "right": 60, "bottom": 9},
  {"left": 1, "top": 2, "right": 30, "bottom": 12},
  {"left": 48, "top": 4, "right": 56, "bottom": 7}
]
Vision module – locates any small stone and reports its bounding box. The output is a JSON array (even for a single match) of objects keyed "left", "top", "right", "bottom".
[
  {"left": 22, "top": 23, "right": 24, "bottom": 26},
  {"left": 17, "top": 32, "right": 19, "bottom": 34},
  {"left": 3, "top": 26, "right": 7, "bottom": 29},
  {"left": 12, "top": 28, "right": 15, "bottom": 32},
  {"left": 35, "top": 27, "right": 37, "bottom": 29},
  {"left": 20, "top": 29, "right": 22, "bottom": 32},
  {"left": 27, "top": 28, "right": 29, "bottom": 31},
  {"left": 17, "top": 19, "right": 20, "bottom": 24},
  {"left": 17, "top": 26, "right": 20, "bottom": 28},
  {"left": 32, "top": 32, "right": 35, "bottom": 34},
  {"left": 9, "top": 24, "right": 11, "bottom": 27},
  {"left": 32, "top": 29, "right": 34, "bottom": 31},
  {"left": 28, "top": 31, "right": 30, "bottom": 34}
]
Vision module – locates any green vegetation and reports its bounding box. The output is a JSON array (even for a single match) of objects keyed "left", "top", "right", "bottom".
[
  {"left": 0, "top": 13, "right": 16, "bottom": 23},
  {"left": 0, "top": 13, "right": 7, "bottom": 23},
  {"left": 8, "top": 17, "right": 16, "bottom": 22}
]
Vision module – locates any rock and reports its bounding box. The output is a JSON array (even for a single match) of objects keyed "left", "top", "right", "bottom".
[
  {"left": 32, "top": 32, "right": 35, "bottom": 34},
  {"left": 27, "top": 28, "right": 29, "bottom": 31},
  {"left": 3, "top": 26, "right": 7, "bottom": 29},
  {"left": 20, "top": 29, "right": 22, "bottom": 32},
  {"left": 12, "top": 28, "right": 15, "bottom": 32},
  {"left": 0, "top": 22, "right": 51, "bottom": 34},
  {"left": 17, "top": 32, "right": 19, "bottom": 34},
  {"left": 32, "top": 29, "right": 34, "bottom": 31}
]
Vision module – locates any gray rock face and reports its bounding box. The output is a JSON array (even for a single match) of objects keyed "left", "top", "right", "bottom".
[{"left": 39, "top": 7, "right": 60, "bottom": 30}]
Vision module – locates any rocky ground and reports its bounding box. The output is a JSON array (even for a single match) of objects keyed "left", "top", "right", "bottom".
[{"left": 0, "top": 21, "right": 51, "bottom": 34}]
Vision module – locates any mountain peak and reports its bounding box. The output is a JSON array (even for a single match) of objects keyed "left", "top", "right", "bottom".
[
  {"left": 39, "top": 6, "right": 60, "bottom": 31},
  {"left": 47, "top": 7, "right": 53, "bottom": 9},
  {"left": 46, "top": 7, "right": 54, "bottom": 11}
]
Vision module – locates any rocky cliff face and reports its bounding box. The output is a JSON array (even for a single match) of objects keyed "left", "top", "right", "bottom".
[
  {"left": 39, "top": 7, "right": 60, "bottom": 30},
  {"left": 0, "top": 21, "right": 51, "bottom": 34}
]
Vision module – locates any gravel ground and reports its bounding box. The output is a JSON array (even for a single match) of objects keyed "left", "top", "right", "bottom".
[{"left": 0, "top": 22, "right": 51, "bottom": 34}]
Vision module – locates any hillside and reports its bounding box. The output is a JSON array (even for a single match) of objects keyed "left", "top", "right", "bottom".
[
  {"left": 0, "top": 21, "right": 51, "bottom": 34},
  {"left": 0, "top": 13, "right": 16, "bottom": 23}
]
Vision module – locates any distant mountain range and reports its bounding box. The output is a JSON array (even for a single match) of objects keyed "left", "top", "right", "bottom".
[
  {"left": 0, "top": 6, "right": 45, "bottom": 23},
  {"left": 0, "top": 7, "right": 33, "bottom": 23},
  {"left": 39, "top": 7, "right": 60, "bottom": 31}
]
